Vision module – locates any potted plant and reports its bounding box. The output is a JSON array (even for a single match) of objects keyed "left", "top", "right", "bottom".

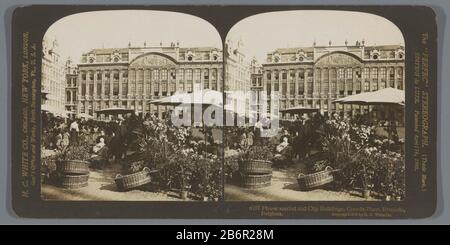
[
  {"left": 179, "top": 164, "right": 192, "bottom": 200},
  {"left": 166, "top": 152, "right": 193, "bottom": 200},
  {"left": 358, "top": 148, "right": 377, "bottom": 198}
]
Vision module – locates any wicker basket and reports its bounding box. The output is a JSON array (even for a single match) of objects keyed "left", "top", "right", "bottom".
[
  {"left": 297, "top": 166, "right": 335, "bottom": 190},
  {"left": 241, "top": 173, "right": 272, "bottom": 189},
  {"left": 57, "top": 160, "right": 89, "bottom": 174},
  {"left": 115, "top": 167, "right": 154, "bottom": 191},
  {"left": 59, "top": 173, "right": 89, "bottom": 189},
  {"left": 239, "top": 159, "right": 272, "bottom": 174}
]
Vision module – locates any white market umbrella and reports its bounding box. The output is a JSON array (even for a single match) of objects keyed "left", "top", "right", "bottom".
[
  {"left": 333, "top": 87, "right": 405, "bottom": 150},
  {"left": 76, "top": 113, "right": 94, "bottom": 119},
  {"left": 333, "top": 87, "right": 405, "bottom": 106},
  {"left": 41, "top": 104, "right": 70, "bottom": 118},
  {"left": 96, "top": 107, "right": 134, "bottom": 115}
]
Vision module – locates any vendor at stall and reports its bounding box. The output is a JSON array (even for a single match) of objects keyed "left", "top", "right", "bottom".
[
  {"left": 90, "top": 137, "right": 109, "bottom": 168},
  {"left": 274, "top": 136, "right": 294, "bottom": 166}
]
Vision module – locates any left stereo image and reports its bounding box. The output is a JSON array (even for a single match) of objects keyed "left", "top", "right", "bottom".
[{"left": 40, "top": 10, "right": 224, "bottom": 202}]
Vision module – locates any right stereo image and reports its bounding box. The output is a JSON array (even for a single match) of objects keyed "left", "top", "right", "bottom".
[{"left": 223, "top": 10, "right": 406, "bottom": 202}]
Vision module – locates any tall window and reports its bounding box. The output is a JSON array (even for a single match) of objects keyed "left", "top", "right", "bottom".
[
  {"left": 186, "top": 69, "right": 193, "bottom": 81},
  {"left": 81, "top": 81, "right": 86, "bottom": 96},
  {"left": 372, "top": 81, "right": 378, "bottom": 91},
  {"left": 299, "top": 70, "right": 304, "bottom": 80},
  {"left": 364, "top": 81, "right": 370, "bottom": 92},
  {"left": 397, "top": 67, "right": 404, "bottom": 89},
  {"left": 321, "top": 69, "right": 328, "bottom": 81},
  {"left": 113, "top": 80, "right": 119, "bottom": 96},
  {"left": 177, "top": 69, "right": 184, "bottom": 82},
  {"left": 307, "top": 80, "right": 313, "bottom": 94},
  {"left": 290, "top": 83, "right": 295, "bottom": 96},
  {"left": 122, "top": 81, "right": 128, "bottom": 95},
  {"left": 371, "top": 68, "right": 378, "bottom": 79},
  {"left": 137, "top": 70, "right": 144, "bottom": 95},
  {"left": 152, "top": 70, "right": 159, "bottom": 81},
  {"left": 97, "top": 83, "right": 101, "bottom": 96},
  {"left": 331, "top": 81, "right": 336, "bottom": 93},
  {"left": 89, "top": 81, "right": 94, "bottom": 96},
  {"left": 337, "top": 68, "right": 344, "bottom": 79},
  {"left": 389, "top": 67, "right": 395, "bottom": 87},
  {"left": 130, "top": 80, "right": 135, "bottom": 94},
  {"left": 161, "top": 69, "right": 168, "bottom": 81},
  {"left": 346, "top": 68, "right": 353, "bottom": 79},
  {"left": 194, "top": 69, "right": 201, "bottom": 82},
  {"left": 104, "top": 82, "right": 110, "bottom": 95},
  {"left": 380, "top": 67, "right": 387, "bottom": 81},
  {"left": 363, "top": 68, "right": 370, "bottom": 80},
  {"left": 338, "top": 80, "right": 345, "bottom": 92},
  {"left": 347, "top": 81, "right": 353, "bottom": 92},
  {"left": 186, "top": 82, "right": 193, "bottom": 92},
  {"left": 323, "top": 80, "right": 329, "bottom": 94}
]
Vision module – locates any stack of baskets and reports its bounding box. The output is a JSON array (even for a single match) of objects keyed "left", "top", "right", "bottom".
[
  {"left": 56, "top": 160, "right": 90, "bottom": 189},
  {"left": 239, "top": 160, "right": 272, "bottom": 189}
]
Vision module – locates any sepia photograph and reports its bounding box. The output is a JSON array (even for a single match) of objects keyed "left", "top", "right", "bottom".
[
  {"left": 223, "top": 10, "right": 406, "bottom": 201},
  {"left": 9, "top": 4, "right": 439, "bottom": 219},
  {"left": 40, "top": 10, "right": 224, "bottom": 201}
]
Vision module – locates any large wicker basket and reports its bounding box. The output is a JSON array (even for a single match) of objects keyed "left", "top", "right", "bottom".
[
  {"left": 115, "top": 167, "right": 154, "bottom": 191},
  {"left": 57, "top": 160, "right": 89, "bottom": 174},
  {"left": 239, "top": 159, "right": 272, "bottom": 174},
  {"left": 297, "top": 166, "right": 336, "bottom": 190},
  {"left": 241, "top": 173, "right": 272, "bottom": 189},
  {"left": 59, "top": 173, "right": 89, "bottom": 189}
]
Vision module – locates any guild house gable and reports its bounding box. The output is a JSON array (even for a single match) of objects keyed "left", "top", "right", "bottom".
[
  {"left": 314, "top": 51, "right": 363, "bottom": 68},
  {"left": 129, "top": 52, "right": 177, "bottom": 69}
]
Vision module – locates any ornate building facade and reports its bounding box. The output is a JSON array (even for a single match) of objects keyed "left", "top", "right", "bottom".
[
  {"left": 75, "top": 42, "right": 223, "bottom": 119},
  {"left": 259, "top": 42, "right": 405, "bottom": 119},
  {"left": 65, "top": 58, "right": 78, "bottom": 115},
  {"left": 224, "top": 40, "right": 251, "bottom": 117},
  {"left": 249, "top": 58, "right": 263, "bottom": 118},
  {"left": 42, "top": 38, "right": 66, "bottom": 111}
]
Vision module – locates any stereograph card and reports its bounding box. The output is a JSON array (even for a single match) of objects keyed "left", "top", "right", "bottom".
[{"left": 11, "top": 5, "right": 437, "bottom": 218}]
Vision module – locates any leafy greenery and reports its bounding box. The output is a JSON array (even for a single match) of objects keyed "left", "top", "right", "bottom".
[
  {"left": 320, "top": 113, "right": 405, "bottom": 199},
  {"left": 129, "top": 114, "right": 222, "bottom": 200},
  {"left": 240, "top": 144, "right": 274, "bottom": 162}
]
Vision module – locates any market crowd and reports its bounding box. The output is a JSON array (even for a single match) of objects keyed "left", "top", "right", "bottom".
[{"left": 42, "top": 111, "right": 150, "bottom": 164}]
